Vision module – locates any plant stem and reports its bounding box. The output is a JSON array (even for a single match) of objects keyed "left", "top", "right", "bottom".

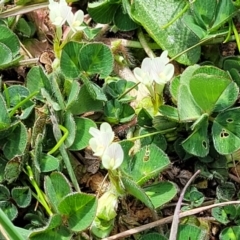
[
  {"left": 137, "top": 28, "right": 156, "bottom": 58},
  {"left": 25, "top": 165, "right": 53, "bottom": 216},
  {"left": 47, "top": 125, "right": 69, "bottom": 155},
  {"left": 48, "top": 106, "right": 81, "bottom": 192},
  {"left": 9, "top": 91, "right": 38, "bottom": 118},
  {"left": 161, "top": 2, "right": 190, "bottom": 29},
  {"left": 232, "top": 20, "right": 240, "bottom": 53},
  {"left": 120, "top": 129, "right": 176, "bottom": 143},
  {"left": 0, "top": 2, "right": 48, "bottom": 18},
  {"left": 0, "top": 209, "right": 25, "bottom": 240}
]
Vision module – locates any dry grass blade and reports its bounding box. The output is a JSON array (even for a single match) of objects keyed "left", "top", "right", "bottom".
[
  {"left": 103, "top": 200, "right": 240, "bottom": 240},
  {"left": 169, "top": 169, "right": 200, "bottom": 240}
]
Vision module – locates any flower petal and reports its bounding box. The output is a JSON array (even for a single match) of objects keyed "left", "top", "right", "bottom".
[
  {"left": 48, "top": 0, "right": 71, "bottom": 26},
  {"left": 102, "top": 143, "right": 124, "bottom": 170},
  {"left": 159, "top": 50, "right": 170, "bottom": 64},
  {"left": 155, "top": 63, "right": 174, "bottom": 84},
  {"left": 66, "top": 10, "right": 84, "bottom": 32},
  {"left": 133, "top": 67, "right": 153, "bottom": 86}
]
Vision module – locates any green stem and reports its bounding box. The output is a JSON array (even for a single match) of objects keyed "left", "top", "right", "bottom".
[
  {"left": 117, "top": 82, "right": 140, "bottom": 100},
  {"left": 108, "top": 170, "right": 124, "bottom": 196},
  {"left": 232, "top": 20, "right": 240, "bottom": 53},
  {"left": 53, "top": 27, "right": 62, "bottom": 59},
  {"left": 9, "top": 91, "right": 38, "bottom": 118},
  {"left": 25, "top": 165, "right": 53, "bottom": 216},
  {"left": 119, "top": 39, "right": 160, "bottom": 49},
  {"left": 137, "top": 28, "right": 156, "bottom": 58},
  {"left": 48, "top": 106, "right": 80, "bottom": 192},
  {"left": 0, "top": 208, "right": 25, "bottom": 240},
  {"left": 161, "top": 2, "right": 190, "bottom": 29},
  {"left": 47, "top": 125, "right": 69, "bottom": 155},
  {"left": 121, "top": 129, "right": 176, "bottom": 142},
  {"left": 223, "top": 21, "right": 232, "bottom": 43},
  {"left": 3, "top": 84, "right": 10, "bottom": 108}
]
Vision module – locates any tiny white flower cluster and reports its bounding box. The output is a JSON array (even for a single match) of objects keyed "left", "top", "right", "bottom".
[
  {"left": 48, "top": 0, "right": 84, "bottom": 32},
  {"left": 89, "top": 123, "right": 124, "bottom": 170},
  {"left": 133, "top": 50, "right": 174, "bottom": 86}
]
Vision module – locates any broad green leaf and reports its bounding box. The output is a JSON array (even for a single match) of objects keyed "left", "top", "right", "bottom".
[
  {"left": 44, "top": 172, "right": 72, "bottom": 212},
  {"left": 212, "top": 206, "right": 231, "bottom": 225},
  {"left": 121, "top": 176, "right": 154, "bottom": 209},
  {"left": 40, "top": 154, "right": 59, "bottom": 172},
  {"left": 79, "top": 43, "right": 114, "bottom": 78},
  {"left": 82, "top": 80, "right": 107, "bottom": 101},
  {"left": 159, "top": 105, "right": 179, "bottom": 122},
  {"left": 192, "top": 65, "right": 230, "bottom": 79},
  {"left": 178, "top": 84, "right": 201, "bottom": 122},
  {"left": 11, "top": 186, "right": 31, "bottom": 208},
  {"left": 63, "top": 112, "right": 76, "bottom": 148},
  {"left": 212, "top": 107, "right": 240, "bottom": 154},
  {"left": 144, "top": 182, "right": 177, "bottom": 209},
  {"left": 214, "top": 81, "right": 239, "bottom": 112},
  {"left": 66, "top": 80, "right": 80, "bottom": 110},
  {"left": 216, "top": 182, "right": 236, "bottom": 201},
  {"left": 58, "top": 192, "right": 97, "bottom": 232},
  {"left": 183, "top": 13, "right": 207, "bottom": 39},
  {"left": 210, "top": 0, "right": 238, "bottom": 32},
  {"left": 3, "top": 122, "right": 28, "bottom": 160},
  {"left": 16, "top": 18, "right": 33, "bottom": 37},
  {"left": 104, "top": 99, "right": 123, "bottom": 124},
  {"left": 0, "top": 25, "right": 20, "bottom": 57},
  {"left": 170, "top": 75, "right": 180, "bottom": 103},
  {"left": 88, "top": 0, "right": 119, "bottom": 24},
  {"left": 113, "top": 5, "right": 139, "bottom": 31},
  {"left": 141, "top": 233, "right": 167, "bottom": 240},
  {"left": 69, "top": 117, "right": 96, "bottom": 151},
  {"left": 0, "top": 94, "right": 11, "bottom": 130},
  {"left": 192, "top": 0, "right": 217, "bottom": 30},
  {"left": 180, "top": 64, "right": 200, "bottom": 86},
  {"left": 139, "top": 128, "right": 167, "bottom": 151},
  {"left": 68, "top": 84, "right": 103, "bottom": 115},
  {"left": 0, "top": 55, "right": 22, "bottom": 70},
  {"left": 131, "top": 0, "right": 200, "bottom": 65},
  {"left": 60, "top": 41, "right": 84, "bottom": 79},
  {"left": 152, "top": 115, "right": 178, "bottom": 132},
  {"left": 0, "top": 157, "right": 7, "bottom": 183},
  {"left": 0, "top": 42, "right": 12, "bottom": 66},
  {"left": 189, "top": 74, "right": 231, "bottom": 114},
  {"left": 29, "top": 214, "right": 72, "bottom": 240},
  {"left": 122, "top": 145, "right": 170, "bottom": 186},
  {"left": 3, "top": 85, "right": 29, "bottom": 106},
  {"left": 0, "top": 184, "right": 10, "bottom": 200},
  {"left": 220, "top": 226, "right": 240, "bottom": 240},
  {"left": 4, "top": 156, "right": 22, "bottom": 184},
  {"left": 119, "top": 104, "right": 135, "bottom": 123},
  {"left": 182, "top": 114, "right": 209, "bottom": 157},
  {"left": 137, "top": 108, "right": 153, "bottom": 127},
  {"left": 26, "top": 66, "right": 52, "bottom": 99},
  {"left": 29, "top": 227, "right": 72, "bottom": 240},
  {"left": 0, "top": 201, "right": 18, "bottom": 221},
  {"left": 177, "top": 224, "right": 208, "bottom": 240}
]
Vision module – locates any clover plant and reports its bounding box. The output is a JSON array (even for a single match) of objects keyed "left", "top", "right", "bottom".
[{"left": 0, "top": 0, "right": 240, "bottom": 240}]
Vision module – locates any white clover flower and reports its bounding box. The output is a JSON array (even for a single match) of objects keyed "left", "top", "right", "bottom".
[
  {"left": 133, "top": 50, "right": 174, "bottom": 85},
  {"left": 89, "top": 122, "right": 115, "bottom": 157},
  {"left": 66, "top": 10, "right": 85, "bottom": 32},
  {"left": 102, "top": 143, "right": 124, "bottom": 170},
  {"left": 48, "top": 0, "right": 72, "bottom": 27}
]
